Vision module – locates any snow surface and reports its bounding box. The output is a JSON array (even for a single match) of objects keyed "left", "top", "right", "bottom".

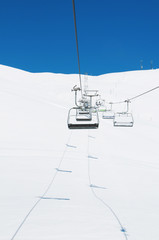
[{"left": 0, "top": 64, "right": 159, "bottom": 240}]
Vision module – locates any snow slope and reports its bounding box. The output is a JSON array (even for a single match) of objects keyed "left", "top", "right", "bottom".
[{"left": 0, "top": 64, "right": 159, "bottom": 240}]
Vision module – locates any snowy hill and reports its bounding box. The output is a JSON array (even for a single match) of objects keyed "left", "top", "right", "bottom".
[{"left": 0, "top": 64, "right": 159, "bottom": 240}]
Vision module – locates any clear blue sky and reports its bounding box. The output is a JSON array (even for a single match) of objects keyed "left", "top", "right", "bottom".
[{"left": 0, "top": 0, "right": 159, "bottom": 75}]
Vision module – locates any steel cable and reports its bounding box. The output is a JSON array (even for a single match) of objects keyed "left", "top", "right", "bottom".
[
  {"left": 129, "top": 86, "right": 159, "bottom": 101},
  {"left": 72, "top": 0, "right": 83, "bottom": 95},
  {"left": 105, "top": 85, "right": 159, "bottom": 105}
]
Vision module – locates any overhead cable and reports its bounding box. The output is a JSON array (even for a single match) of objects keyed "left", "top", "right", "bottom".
[
  {"left": 72, "top": 0, "right": 83, "bottom": 95},
  {"left": 129, "top": 86, "right": 159, "bottom": 101},
  {"left": 105, "top": 85, "right": 159, "bottom": 105}
]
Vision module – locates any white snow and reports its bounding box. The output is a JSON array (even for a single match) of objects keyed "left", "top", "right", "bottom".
[{"left": 0, "top": 64, "right": 159, "bottom": 240}]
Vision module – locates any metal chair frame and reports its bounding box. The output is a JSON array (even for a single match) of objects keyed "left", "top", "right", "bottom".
[
  {"left": 68, "top": 87, "right": 99, "bottom": 129},
  {"left": 113, "top": 112, "right": 134, "bottom": 127},
  {"left": 102, "top": 102, "right": 114, "bottom": 119},
  {"left": 113, "top": 100, "right": 134, "bottom": 127},
  {"left": 68, "top": 107, "right": 99, "bottom": 129}
]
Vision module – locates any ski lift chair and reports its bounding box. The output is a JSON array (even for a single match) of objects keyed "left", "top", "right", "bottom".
[
  {"left": 113, "top": 112, "right": 134, "bottom": 127},
  {"left": 68, "top": 107, "right": 99, "bottom": 129},
  {"left": 102, "top": 110, "right": 115, "bottom": 119},
  {"left": 68, "top": 87, "right": 99, "bottom": 129},
  {"left": 102, "top": 103, "right": 114, "bottom": 119},
  {"left": 113, "top": 100, "right": 134, "bottom": 127}
]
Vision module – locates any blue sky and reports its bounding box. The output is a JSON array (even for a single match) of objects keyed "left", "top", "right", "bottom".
[{"left": 0, "top": 0, "right": 159, "bottom": 75}]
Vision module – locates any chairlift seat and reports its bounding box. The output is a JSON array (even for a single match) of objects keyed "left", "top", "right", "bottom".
[
  {"left": 102, "top": 110, "right": 115, "bottom": 119},
  {"left": 68, "top": 108, "right": 99, "bottom": 129},
  {"left": 113, "top": 112, "right": 134, "bottom": 127}
]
